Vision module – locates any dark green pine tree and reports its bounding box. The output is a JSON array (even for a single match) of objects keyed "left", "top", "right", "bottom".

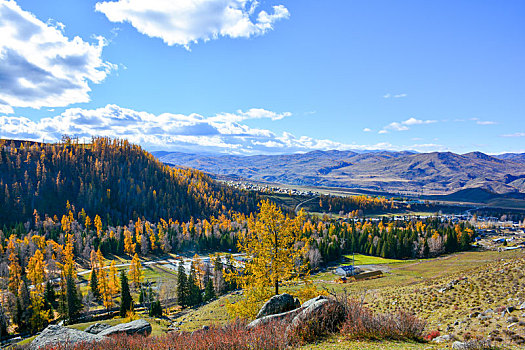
[
  {"left": 65, "top": 273, "right": 83, "bottom": 324},
  {"left": 177, "top": 262, "right": 188, "bottom": 308},
  {"left": 139, "top": 285, "right": 146, "bottom": 306},
  {"left": 188, "top": 262, "right": 202, "bottom": 307},
  {"left": 44, "top": 280, "right": 57, "bottom": 310},
  {"left": 0, "top": 302, "right": 8, "bottom": 340},
  {"left": 119, "top": 271, "right": 133, "bottom": 317},
  {"left": 460, "top": 230, "right": 471, "bottom": 251},
  {"left": 148, "top": 299, "right": 162, "bottom": 317},
  {"left": 90, "top": 269, "right": 101, "bottom": 301},
  {"left": 203, "top": 279, "right": 216, "bottom": 302},
  {"left": 15, "top": 281, "right": 32, "bottom": 333},
  {"left": 423, "top": 239, "right": 430, "bottom": 258}
]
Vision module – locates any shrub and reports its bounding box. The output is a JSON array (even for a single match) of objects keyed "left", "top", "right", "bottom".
[
  {"left": 289, "top": 299, "right": 346, "bottom": 344},
  {"left": 32, "top": 319, "right": 289, "bottom": 350},
  {"left": 424, "top": 330, "right": 440, "bottom": 341},
  {"left": 340, "top": 299, "right": 426, "bottom": 342}
]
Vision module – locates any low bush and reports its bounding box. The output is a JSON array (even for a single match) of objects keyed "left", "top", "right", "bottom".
[
  {"left": 33, "top": 320, "right": 289, "bottom": 350},
  {"left": 289, "top": 300, "right": 346, "bottom": 343},
  {"left": 424, "top": 330, "right": 440, "bottom": 341},
  {"left": 340, "top": 299, "right": 426, "bottom": 341}
]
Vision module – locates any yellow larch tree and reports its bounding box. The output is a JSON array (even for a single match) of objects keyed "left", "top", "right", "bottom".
[
  {"left": 94, "top": 215, "right": 103, "bottom": 237},
  {"left": 27, "top": 249, "right": 51, "bottom": 331},
  {"left": 128, "top": 253, "right": 143, "bottom": 289},
  {"left": 96, "top": 249, "right": 113, "bottom": 311},
  {"left": 7, "top": 235, "right": 22, "bottom": 294},
  {"left": 85, "top": 215, "right": 92, "bottom": 230},
  {"left": 62, "top": 234, "right": 76, "bottom": 278},
  {"left": 146, "top": 223, "right": 156, "bottom": 252},
  {"left": 123, "top": 228, "right": 136, "bottom": 255},
  {"left": 108, "top": 261, "right": 119, "bottom": 296},
  {"left": 226, "top": 200, "right": 311, "bottom": 319},
  {"left": 27, "top": 249, "right": 47, "bottom": 294}
]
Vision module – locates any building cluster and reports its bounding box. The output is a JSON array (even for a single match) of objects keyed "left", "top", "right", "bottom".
[{"left": 222, "top": 180, "right": 318, "bottom": 196}]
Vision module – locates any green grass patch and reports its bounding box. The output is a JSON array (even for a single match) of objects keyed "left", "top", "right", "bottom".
[{"left": 343, "top": 254, "right": 406, "bottom": 265}]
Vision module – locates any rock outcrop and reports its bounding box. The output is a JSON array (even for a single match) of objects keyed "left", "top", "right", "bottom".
[
  {"left": 248, "top": 307, "right": 304, "bottom": 328},
  {"left": 98, "top": 319, "right": 152, "bottom": 337},
  {"left": 30, "top": 325, "right": 106, "bottom": 350},
  {"left": 84, "top": 322, "right": 112, "bottom": 334},
  {"left": 256, "top": 293, "right": 300, "bottom": 319},
  {"left": 249, "top": 294, "right": 342, "bottom": 335},
  {"left": 289, "top": 296, "right": 334, "bottom": 330}
]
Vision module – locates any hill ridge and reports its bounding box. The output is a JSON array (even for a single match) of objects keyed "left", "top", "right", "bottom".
[{"left": 154, "top": 150, "right": 525, "bottom": 195}]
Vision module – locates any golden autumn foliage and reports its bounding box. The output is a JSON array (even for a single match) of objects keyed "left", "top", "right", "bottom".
[
  {"left": 7, "top": 235, "right": 22, "bottom": 294},
  {"left": 95, "top": 249, "right": 113, "bottom": 311},
  {"left": 226, "top": 200, "right": 311, "bottom": 319},
  {"left": 27, "top": 249, "right": 47, "bottom": 294},
  {"left": 128, "top": 253, "right": 143, "bottom": 289},
  {"left": 109, "top": 260, "right": 120, "bottom": 295},
  {"left": 124, "top": 228, "right": 136, "bottom": 255}
]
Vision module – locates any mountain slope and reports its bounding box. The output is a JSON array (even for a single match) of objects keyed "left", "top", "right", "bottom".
[
  {"left": 0, "top": 138, "right": 259, "bottom": 225},
  {"left": 154, "top": 150, "right": 525, "bottom": 195}
]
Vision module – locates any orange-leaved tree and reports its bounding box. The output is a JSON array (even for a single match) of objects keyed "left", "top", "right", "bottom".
[{"left": 226, "top": 200, "right": 311, "bottom": 319}]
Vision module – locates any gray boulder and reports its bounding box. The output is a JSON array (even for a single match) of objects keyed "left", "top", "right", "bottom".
[
  {"left": 248, "top": 307, "right": 304, "bottom": 328},
  {"left": 30, "top": 325, "right": 105, "bottom": 350},
  {"left": 301, "top": 295, "right": 329, "bottom": 309},
  {"left": 289, "top": 297, "right": 333, "bottom": 329},
  {"left": 84, "top": 322, "right": 112, "bottom": 334},
  {"left": 98, "top": 319, "right": 152, "bottom": 337},
  {"left": 256, "top": 293, "right": 300, "bottom": 319}
]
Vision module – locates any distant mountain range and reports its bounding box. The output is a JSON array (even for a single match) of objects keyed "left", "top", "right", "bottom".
[{"left": 153, "top": 150, "right": 525, "bottom": 195}]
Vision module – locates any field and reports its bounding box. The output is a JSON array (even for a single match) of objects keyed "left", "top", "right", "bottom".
[
  {"left": 342, "top": 254, "right": 405, "bottom": 265},
  {"left": 19, "top": 249, "right": 523, "bottom": 349},
  {"left": 163, "top": 249, "right": 525, "bottom": 348}
]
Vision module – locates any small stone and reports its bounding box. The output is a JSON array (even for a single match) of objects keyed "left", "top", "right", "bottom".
[
  {"left": 452, "top": 341, "right": 468, "bottom": 349},
  {"left": 432, "top": 334, "right": 453, "bottom": 343}
]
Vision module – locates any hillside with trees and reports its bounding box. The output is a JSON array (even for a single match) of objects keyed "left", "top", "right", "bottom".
[
  {"left": 0, "top": 138, "right": 478, "bottom": 344},
  {"left": 0, "top": 138, "right": 259, "bottom": 226}
]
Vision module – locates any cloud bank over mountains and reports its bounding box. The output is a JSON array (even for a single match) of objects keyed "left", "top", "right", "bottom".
[
  {"left": 0, "top": 104, "right": 446, "bottom": 154},
  {"left": 0, "top": 0, "right": 115, "bottom": 112},
  {"left": 95, "top": 0, "right": 290, "bottom": 48}
]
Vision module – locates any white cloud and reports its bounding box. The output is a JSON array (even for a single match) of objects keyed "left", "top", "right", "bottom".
[
  {"left": 470, "top": 117, "right": 497, "bottom": 125},
  {"left": 1, "top": 105, "right": 447, "bottom": 154},
  {"left": 476, "top": 120, "right": 497, "bottom": 125},
  {"left": 383, "top": 93, "right": 407, "bottom": 99},
  {"left": 501, "top": 132, "right": 525, "bottom": 138},
  {"left": 95, "top": 0, "right": 290, "bottom": 48},
  {"left": 210, "top": 108, "right": 291, "bottom": 123},
  {"left": 379, "top": 117, "right": 436, "bottom": 133},
  {"left": 0, "top": 103, "right": 14, "bottom": 114},
  {"left": 0, "top": 0, "right": 115, "bottom": 112},
  {"left": 363, "top": 128, "right": 371, "bottom": 132}
]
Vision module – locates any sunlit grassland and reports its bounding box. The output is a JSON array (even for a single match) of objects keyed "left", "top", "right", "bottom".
[{"left": 342, "top": 254, "right": 406, "bottom": 265}]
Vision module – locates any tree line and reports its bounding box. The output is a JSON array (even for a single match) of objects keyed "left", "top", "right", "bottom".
[{"left": 0, "top": 137, "right": 260, "bottom": 226}]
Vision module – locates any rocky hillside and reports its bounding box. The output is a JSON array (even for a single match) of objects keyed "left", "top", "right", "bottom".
[{"left": 154, "top": 150, "right": 525, "bottom": 195}]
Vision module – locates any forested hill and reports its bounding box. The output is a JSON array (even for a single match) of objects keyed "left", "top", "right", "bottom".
[{"left": 0, "top": 138, "right": 259, "bottom": 226}]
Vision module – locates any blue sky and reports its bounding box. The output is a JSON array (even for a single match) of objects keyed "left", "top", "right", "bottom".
[{"left": 0, "top": 0, "right": 524, "bottom": 154}]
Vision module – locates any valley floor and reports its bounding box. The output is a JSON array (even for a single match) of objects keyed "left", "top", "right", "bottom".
[
  {"left": 169, "top": 249, "right": 525, "bottom": 348},
  {"left": 19, "top": 249, "right": 523, "bottom": 349}
]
